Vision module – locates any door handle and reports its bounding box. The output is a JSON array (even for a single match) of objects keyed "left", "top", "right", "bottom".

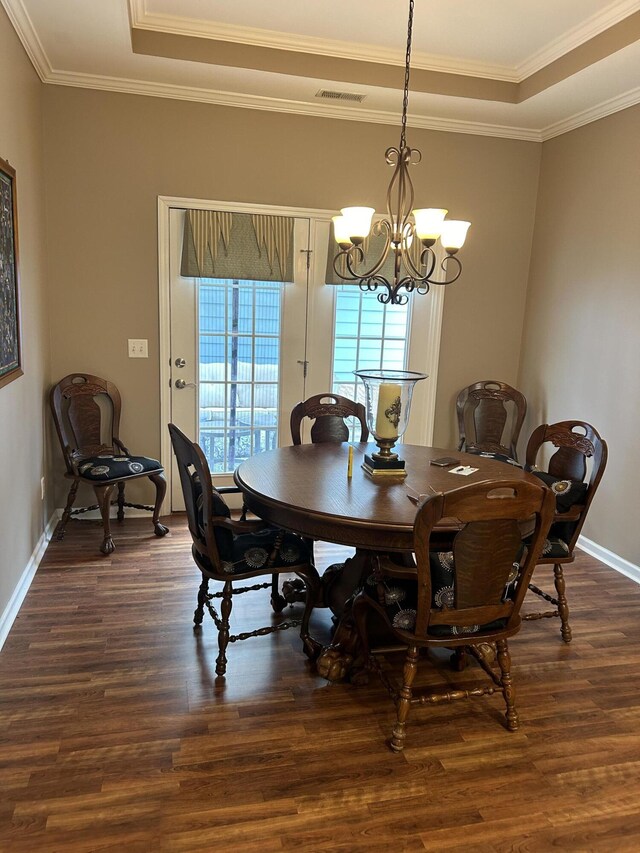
[{"left": 174, "top": 379, "right": 196, "bottom": 389}]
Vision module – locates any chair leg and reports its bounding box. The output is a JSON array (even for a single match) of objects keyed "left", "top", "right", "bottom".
[
  {"left": 117, "top": 481, "right": 125, "bottom": 522},
  {"left": 496, "top": 638, "right": 519, "bottom": 731},
  {"left": 56, "top": 480, "right": 79, "bottom": 540},
  {"left": 216, "top": 580, "right": 233, "bottom": 676},
  {"left": 390, "top": 645, "right": 419, "bottom": 753},
  {"left": 94, "top": 484, "right": 116, "bottom": 555},
  {"left": 553, "top": 563, "right": 572, "bottom": 643},
  {"left": 148, "top": 472, "right": 169, "bottom": 537},
  {"left": 194, "top": 577, "right": 209, "bottom": 627},
  {"left": 299, "top": 571, "right": 322, "bottom": 659},
  {"left": 270, "top": 573, "right": 287, "bottom": 613},
  {"left": 450, "top": 647, "right": 468, "bottom": 671}
]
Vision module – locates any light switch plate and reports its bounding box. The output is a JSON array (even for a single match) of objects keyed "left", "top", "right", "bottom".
[{"left": 128, "top": 339, "right": 148, "bottom": 358}]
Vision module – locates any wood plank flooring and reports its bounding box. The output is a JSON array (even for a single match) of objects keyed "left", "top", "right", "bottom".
[{"left": 1, "top": 515, "right": 640, "bottom": 851}]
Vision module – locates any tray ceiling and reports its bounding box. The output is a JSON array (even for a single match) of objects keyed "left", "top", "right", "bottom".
[{"left": 3, "top": 0, "right": 640, "bottom": 140}]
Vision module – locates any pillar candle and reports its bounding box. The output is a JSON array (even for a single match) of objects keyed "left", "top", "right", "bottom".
[{"left": 375, "top": 383, "right": 402, "bottom": 439}]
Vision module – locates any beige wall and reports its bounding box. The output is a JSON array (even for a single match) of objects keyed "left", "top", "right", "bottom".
[
  {"left": 0, "top": 8, "right": 51, "bottom": 619},
  {"left": 519, "top": 106, "right": 640, "bottom": 565},
  {"left": 1, "top": 8, "right": 637, "bottom": 623},
  {"left": 42, "top": 86, "right": 541, "bottom": 507}
]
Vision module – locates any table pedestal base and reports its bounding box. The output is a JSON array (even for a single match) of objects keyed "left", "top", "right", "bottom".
[{"left": 314, "top": 550, "right": 413, "bottom": 682}]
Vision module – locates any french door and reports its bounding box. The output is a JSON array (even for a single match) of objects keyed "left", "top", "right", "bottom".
[
  {"left": 168, "top": 207, "right": 310, "bottom": 508},
  {"left": 159, "top": 200, "right": 444, "bottom": 511}
]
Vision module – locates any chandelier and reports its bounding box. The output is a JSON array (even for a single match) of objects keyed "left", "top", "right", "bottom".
[{"left": 331, "top": 0, "right": 470, "bottom": 306}]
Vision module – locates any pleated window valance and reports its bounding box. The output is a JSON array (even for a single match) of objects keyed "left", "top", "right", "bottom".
[
  {"left": 181, "top": 210, "right": 294, "bottom": 282},
  {"left": 325, "top": 227, "right": 423, "bottom": 285}
]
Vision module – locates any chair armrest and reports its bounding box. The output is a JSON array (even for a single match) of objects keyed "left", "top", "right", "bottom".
[
  {"left": 217, "top": 485, "right": 242, "bottom": 495},
  {"left": 554, "top": 505, "right": 584, "bottom": 523},
  {"left": 376, "top": 554, "right": 417, "bottom": 579},
  {"left": 210, "top": 517, "right": 271, "bottom": 535}
]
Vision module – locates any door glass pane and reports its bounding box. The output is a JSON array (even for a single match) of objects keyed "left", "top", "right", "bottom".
[
  {"left": 331, "top": 286, "right": 411, "bottom": 439},
  {"left": 199, "top": 279, "right": 282, "bottom": 474}
]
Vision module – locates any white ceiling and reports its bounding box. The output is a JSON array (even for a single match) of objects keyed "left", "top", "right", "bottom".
[{"left": 4, "top": 0, "right": 640, "bottom": 141}]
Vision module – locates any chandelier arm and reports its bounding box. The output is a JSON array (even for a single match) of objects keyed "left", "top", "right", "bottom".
[
  {"left": 438, "top": 254, "right": 463, "bottom": 286},
  {"left": 398, "top": 237, "right": 436, "bottom": 282},
  {"left": 340, "top": 221, "right": 393, "bottom": 281},
  {"left": 332, "top": 244, "right": 365, "bottom": 281}
]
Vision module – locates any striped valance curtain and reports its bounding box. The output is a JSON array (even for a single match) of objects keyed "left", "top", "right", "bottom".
[
  {"left": 325, "top": 226, "right": 423, "bottom": 285},
  {"left": 181, "top": 210, "right": 294, "bottom": 282}
]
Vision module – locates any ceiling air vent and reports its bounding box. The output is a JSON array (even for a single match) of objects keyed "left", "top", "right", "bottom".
[{"left": 316, "top": 89, "right": 366, "bottom": 103}]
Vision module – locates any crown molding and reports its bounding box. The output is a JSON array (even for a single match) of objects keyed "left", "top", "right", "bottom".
[
  {"left": 127, "top": 0, "right": 518, "bottom": 82},
  {"left": 540, "top": 82, "right": 640, "bottom": 139},
  {"left": 43, "top": 68, "right": 543, "bottom": 141},
  {"left": 516, "top": 0, "right": 640, "bottom": 79},
  {"left": 129, "top": 0, "right": 640, "bottom": 85},
  {"left": 6, "top": 0, "right": 639, "bottom": 144},
  {"left": 0, "top": 0, "right": 51, "bottom": 79}
]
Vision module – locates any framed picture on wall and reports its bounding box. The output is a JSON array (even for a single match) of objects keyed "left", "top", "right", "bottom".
[{"left": 0, "top": 156, "right": 22, "bottom": 389}]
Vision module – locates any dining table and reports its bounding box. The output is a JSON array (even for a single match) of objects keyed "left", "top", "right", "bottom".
[{"left": 234, "top": 441, "right": 537, "bottom": 680}]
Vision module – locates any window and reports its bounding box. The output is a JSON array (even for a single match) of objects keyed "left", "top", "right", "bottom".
[
  {"left": 331, "top": 286, "right": 411, "bottom": 437},
  {"left": 199, "top": 279, "right": 281, "bottom": 473}
]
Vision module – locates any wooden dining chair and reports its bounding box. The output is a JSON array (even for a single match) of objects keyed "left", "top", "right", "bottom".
[
  {"left": 523, "top": 420, "right": 608, "bottom": 642},
  {"left": 290, "top": 393, "right": 369, "bottom": 445},
  {"left": 353, "top": 478, "right": 555, "bottom": 752},
  {"left": 50, "top": 373, "right": 169, "bottom": 554},
  {"left": 169, "top": 423, "right": 321, "bottom": 672},
  {"left": 456, "top": 380, "right": 527, "bottom": 461},
  {"left": 274, "top": 393, "right": 370, "bottom": 612}
]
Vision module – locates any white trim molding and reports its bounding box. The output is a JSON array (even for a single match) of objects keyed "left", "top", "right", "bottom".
[
  {"left": 577, "top": 535, "right": 640, "bottom": 586},
  {"left": 0, "top": 511, "right": 58, "bottom": 651}
]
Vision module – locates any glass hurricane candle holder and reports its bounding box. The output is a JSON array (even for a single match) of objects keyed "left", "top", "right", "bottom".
[{"left": 354, "top": 369, "right": 428, "bottom": 477}]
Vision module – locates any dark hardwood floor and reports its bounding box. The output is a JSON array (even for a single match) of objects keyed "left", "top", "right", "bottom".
[{"left": 1, "top": 514, "right": 640, "bottom": 851}]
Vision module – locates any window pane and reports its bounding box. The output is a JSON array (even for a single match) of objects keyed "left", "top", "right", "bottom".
[
  {"left": 198, "top": 279, "right": 282, "bottom": 473},
  {"left": 331, "top": 288, "right": 410, "bottom": 440}
]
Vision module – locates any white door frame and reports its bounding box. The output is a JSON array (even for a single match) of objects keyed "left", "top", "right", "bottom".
[{"left": 157, "top": 195, "right": 445, "bottom": 507}]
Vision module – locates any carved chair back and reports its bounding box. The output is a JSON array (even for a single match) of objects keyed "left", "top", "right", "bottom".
[
  {"left": 405, "top": 479, "right": 554, "bottom": 640},
  {"left": 525, "top": 420, "right": 608, "bottom": 551},
  {"left": 290, "top": 393, "right": 369, "bottom": 445},
  {"left": 50, "top": 373, "right": 123, "bottom": 475},
  {"left": 456, "top": 380, "right": 527, "bottom": 460}
]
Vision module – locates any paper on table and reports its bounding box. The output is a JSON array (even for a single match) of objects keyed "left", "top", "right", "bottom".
[{"left": 449, "top": 466, "right": 479, "bottom": 476}]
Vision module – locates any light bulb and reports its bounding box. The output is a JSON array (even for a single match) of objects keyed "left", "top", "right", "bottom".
[
  {"left": 440, "top": 220, "right": 470, "bottom": 253},
  {"left": 340, "top": 207, "right": 375, "bottom": 243},
  {"left": 412, "top": 208, "right": 447, "bottom": 244},
  {"left": 332, "top": 215, "right": 352, "bottom": 248}
]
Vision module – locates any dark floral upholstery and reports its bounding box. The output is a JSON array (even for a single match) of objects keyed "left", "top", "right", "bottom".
[
  {"left": 76, "top": 453, "right": 163, "bottom": 481},
  {"left": 525, "top": 469, "right": 588, "bottom": 513},
  {"left": 523, "top": 468, "right": 587, "bottom": 558},
  {"left": 362, "top": 546, "right": 524, "bottom": 637},
  {"left": 470, "top": 454, "right": 587, "bottom": 559},
  {"left": 190, "top": 472, "right": 311, "bottom": 574}
]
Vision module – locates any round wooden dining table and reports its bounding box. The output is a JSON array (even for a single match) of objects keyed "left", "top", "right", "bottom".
[
  {"left": 234, "top": 442, "right": 533, "bottom": 551},
  {"left": 234, "top": 442, "right": 536, "bottom": 680}
]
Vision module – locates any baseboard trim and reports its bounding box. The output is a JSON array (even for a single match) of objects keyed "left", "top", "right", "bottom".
[
  {"left": 0, "top": 510, "right": 59, "bottom": 652},
  {"left": 577, "top": 535, "right": 640, "bottom": 585}
]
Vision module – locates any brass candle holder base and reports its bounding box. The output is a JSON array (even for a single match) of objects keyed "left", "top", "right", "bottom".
[
  {"left": 362, "top": 454, "right": 407, "bottom": 478},
  {"left": 362, "top": 440, "right": 407, "bottom": 478}
]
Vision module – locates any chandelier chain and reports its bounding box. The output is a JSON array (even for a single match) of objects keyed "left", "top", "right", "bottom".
[{"left": 400, "top": 0, "right": 414, "bottom": 151}]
